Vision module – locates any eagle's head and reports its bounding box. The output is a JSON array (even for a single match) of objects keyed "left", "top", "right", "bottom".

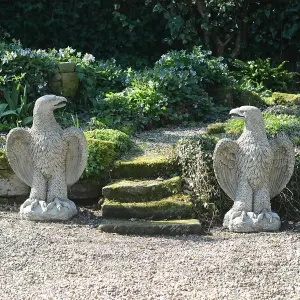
[
  {"left": 229, "top": 105, "right": 263, "bottom": 123},
  {"left": 33, "top": 95, "right": 67, "bottom": 115}
]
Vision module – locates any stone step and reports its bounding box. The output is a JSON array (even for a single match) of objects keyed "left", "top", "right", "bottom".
[
  {"left": 101, "top": 194, "right": 193, "bottom": 220},
  {"left": 102, "top": 176, "right": 182, "bottom": 202},
  {"left": 98, "top": 219, "right": 202, "bottom": 235},
  {"left": 111, "top": 154, "right": 178, "bottom": 179}
]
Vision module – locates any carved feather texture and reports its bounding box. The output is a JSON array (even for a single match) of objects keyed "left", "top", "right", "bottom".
[
  {"left": 6, "top": 128, "right": 34, "bottom": 187},
  {"left": 63, "top": 127, "right": 88, "bottom": 186},
  {"left": 213, "top": 138, "right": 240, "bottom": 200},
  {"left": 269, "top": 135, "right": 295, "bottom": 199}
]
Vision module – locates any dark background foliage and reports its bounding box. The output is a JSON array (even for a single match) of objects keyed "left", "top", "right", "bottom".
[{"left": 1, "top": 0, "right": 300, "bottom": 68}]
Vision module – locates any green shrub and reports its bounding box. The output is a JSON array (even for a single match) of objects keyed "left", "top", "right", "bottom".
[
  {"left": 265, "top": 92, "right": 300, "bottom": 106},
  {"left": 206, "top": 123, "right": 226, "bottom": 134},
  {"left": 230, "top": 58, "right": 293, "bottom": 93},
  {"left": 95, "top": 81, "right": 168, "bottom": 130},
  {"left": 175, "top": 135, "right": 231, "bottom": 223},
  {"left": 0, "top": 41, "right": 57, "bottom": 100},
  {"left": 94, "top": 47, "right": 233, "bottom": 130},
  {"left": 84, "top": 129, "right": 132, "bottom": 154},
  {"left": 83, "top": 139, "right": 117, "bottom": 179}
]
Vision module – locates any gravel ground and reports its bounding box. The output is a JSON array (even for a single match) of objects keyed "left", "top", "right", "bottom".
[
  {"left": 1, "top": 207, "right": 300, "bottom": 300},
  {"left": 1, "top": 125, "right": 300, "bottom": 299},
  {"left": 131, "top": 125, "right": 206, "bottom": 156}
]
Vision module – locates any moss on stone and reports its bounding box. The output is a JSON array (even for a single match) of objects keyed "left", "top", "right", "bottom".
[
  {"left": 69, "top": 177, "right": 109, "bottom": 203},
  {"left": 102, "top": 194, "right": 193, "bottom": 220},
  {"left": 102, "top": 176, "right": 182, "bottom": 202},
  {"left": 0, "top": 169, "right": 14, "bottom": 179},
  {"left": 112, "top": 154, "right": 178, "bottom": 179},
  {"left": 0, "top": 150, "right": 10, "bottom": 170},
  {"left": 98, "top": 218, "right": 202, "bottom": 235},
  {"left": 266, "top": 92, "right": 300, "bottom": 106}
]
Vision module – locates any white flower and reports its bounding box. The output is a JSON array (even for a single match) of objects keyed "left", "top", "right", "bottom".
[{"left": 82, "top": 53, "right": 95, "bottom": 64}]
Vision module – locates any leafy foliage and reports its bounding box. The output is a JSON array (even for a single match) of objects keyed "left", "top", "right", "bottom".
[
  {"left": 2, "top": 84, "right": 33, "bottom": 126},
  {"left": 175, "top": 135, "right": 231, "bottom": 223},
  {"left": 93, "top": 47, "right": 233, "bottom": 131},
  {"left": 0, "top": 41, "right": 57, "bottom": 100},
  {"left": 83, "top": 128, "right": 132, "bottom": 179},
  {"left": 84, "top": 129, "right": 132, "bottom": 154},
  {"left": 230, "top": 59, "right": 294, "bottom": 92}
]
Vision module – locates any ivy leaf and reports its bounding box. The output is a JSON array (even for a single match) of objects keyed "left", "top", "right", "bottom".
[{"left": 153, "top": 3, "right": 163, "bottom": 13}]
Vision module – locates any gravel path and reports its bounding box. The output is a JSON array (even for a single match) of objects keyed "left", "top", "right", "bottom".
[
  {"left": 131, "top": 125, "right": 206, "bottom": 156},
  {"left": 1, "top": 208, "right": 300, "bottom": 300}
]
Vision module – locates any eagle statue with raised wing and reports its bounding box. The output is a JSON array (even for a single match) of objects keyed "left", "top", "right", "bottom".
[
  {"left": 6, "top": 95, "right": 88, "bottom": 221},
  {"left": 213, "top": 106, "right": 294, "bottom": 232}
]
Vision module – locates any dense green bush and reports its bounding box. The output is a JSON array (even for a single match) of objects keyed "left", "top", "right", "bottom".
[
  {"left": 0, "top": 41, "right": 296, "bottom": 133},
  {"left": 175, "top": 135, "right": 230, "bottom": 224},
  {"left": 84, "top": 129, "right": 132, "bottom": 154},
  {"left": 83, "top": 128, "right": 132, "bottom": 178},
  {"left": 230, "top": 59, "right": 294, "bottom": 93},
  {"left": 95, "top": 47, "right": 233, "bottom": 131},
  {"left": 0, "top": 42, "right": 57, "bottom": 99}
]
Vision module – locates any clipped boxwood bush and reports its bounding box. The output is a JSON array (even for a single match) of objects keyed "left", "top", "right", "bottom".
[
  {"left": 83, "top": 128, "right": 132, "bottom": 179},
  {"left": 84, "top": 128, "right": 132, "bottom": 154},
  {"left": 206, "top": 122, "right": 226, "bottom": 134},
  {"left": 83, "top": 139, "right": 117, "bottom": 179},
  {"left": 265, "top": 92, "right": 300, "bottom": 106}
]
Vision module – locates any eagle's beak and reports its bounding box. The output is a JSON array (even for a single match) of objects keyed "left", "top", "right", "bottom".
[
  {"left": 229, "top": 108, "right": 244, "bottom": 119},
  {"left": 54, "top": 97, "right": 68, "bottom": 108}
]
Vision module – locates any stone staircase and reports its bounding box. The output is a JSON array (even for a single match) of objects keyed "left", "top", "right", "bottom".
[{"left": 99, "top": 154, "right": 202, "bottom": 235}]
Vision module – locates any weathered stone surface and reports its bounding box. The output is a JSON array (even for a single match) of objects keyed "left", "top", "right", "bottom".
[
  {"left": 61, "top": 72, "right": 79, "bottom": 98},
  {"left": 102, "top": 176, "right": 182, "bottom": 202},
  {"left": 213, "top": 106, "right": 294, "bottom": 232},
  {"left": 112, "top": 154, "right": 178, "bottom": 179},
  {"left": 6, "top": 95, "right": 88, "bottom": 221},
  {"left": 69, "top": 179, "right": 105, "bottom": 201},
  {"left": 102, "top": 194, "right": 193, "bottom": 220},
  {"left": 51, "top": 72, "right": 62, "bottom": 82},
  {"left": 20, "top": 199, "right": 77, "bottom": 221},
  {"left": 49, "top": 81, "right": 63, "bottom": 95},
  {"left": 99, "top": 218, "right": 202, "bottom": 235},
  {"left": 0, "top": 171, "right": 29, "bottom": 197},
  {"left": 58, "top": 62, "right": 75, "bottom": 73}
]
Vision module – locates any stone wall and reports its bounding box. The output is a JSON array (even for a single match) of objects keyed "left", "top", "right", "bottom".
[{"left": 49, "top": 62, "right": 79, "bottom": 98}]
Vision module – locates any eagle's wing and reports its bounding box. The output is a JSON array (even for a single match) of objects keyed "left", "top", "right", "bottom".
[
  {"left": 269, "top": 135, "right": 295, "bottom": 199},
  {"left": 213, "top": 138, "right": 240, "bottom": 200},
  {"left": 63, "top": 127, "right": 88, "bottom": 186},
  {"left": 6, "top": 127, "right": 33, "bottom": 187}
]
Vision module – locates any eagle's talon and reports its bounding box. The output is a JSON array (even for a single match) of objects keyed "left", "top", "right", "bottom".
[
  {"left": 22, "top": 198, "right": 39, "bottom": 209},
  {"left": 257, "top": 213, "right": 264, "bottom": 221},
  {"left": 247, "top": 212, "right": 256, "bottom": 218},
  {"left": 231, "top": 211, "right": 243, "bottom": 219}
]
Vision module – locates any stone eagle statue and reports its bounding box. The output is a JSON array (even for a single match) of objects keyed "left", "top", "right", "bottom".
[
  {"left": 213, "top": 106, "right": 294, "bottom": 232},
  {"left": 6, "top": 95, "right": 88, "bottom": 221}
]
